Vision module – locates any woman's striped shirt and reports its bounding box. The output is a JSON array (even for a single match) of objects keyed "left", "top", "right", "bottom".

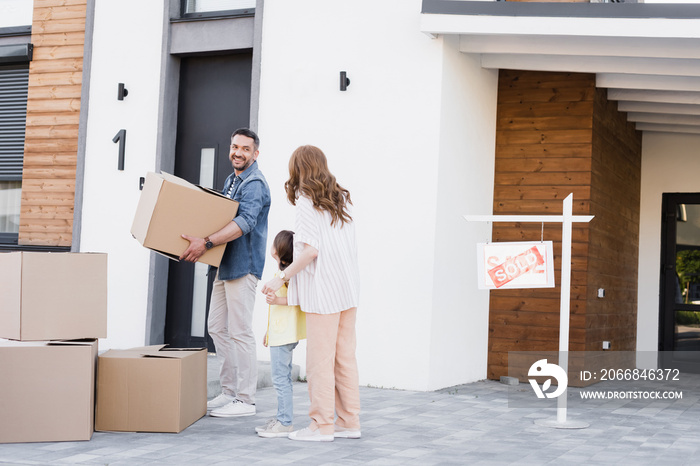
[{"left": 287, "top": 195, "right": 360, "bottom": 315}]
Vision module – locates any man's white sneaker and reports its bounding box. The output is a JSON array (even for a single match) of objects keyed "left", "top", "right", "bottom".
[
  {"left": 207, "top": 393, "right": 234, "bottom": 410},
  {"left": 334, "top": 426, "right": 361, "bottom": 439},
  {"left": 288, "top": 426, "right": 333, "bottom": 442},
  {"left": 209, "top": 399, "right": 256, "bottom": 417}
]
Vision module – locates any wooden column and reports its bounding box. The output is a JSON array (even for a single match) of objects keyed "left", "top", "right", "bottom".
[{"left": 20, "top": 0, "right": 87, "bottom": 246}]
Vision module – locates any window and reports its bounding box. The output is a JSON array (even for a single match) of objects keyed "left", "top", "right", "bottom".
[
  {"left": 0, "top": 63, "right": 28, "bottom": 245},
  {"left": 181, "top": 0, "right": 255, "bottom": 18}
]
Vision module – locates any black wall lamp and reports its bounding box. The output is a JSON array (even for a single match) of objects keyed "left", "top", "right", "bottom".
[
  {"left": 340, "top": 71, "right": 350, "bottom": 91},
  {"left": 117, "top": 82, "right": 129, "bottom": 100}
]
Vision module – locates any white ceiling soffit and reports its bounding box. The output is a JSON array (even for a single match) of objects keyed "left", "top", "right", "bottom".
[{"left": 421, "top": 1, "right": 700, "bottom": 135}]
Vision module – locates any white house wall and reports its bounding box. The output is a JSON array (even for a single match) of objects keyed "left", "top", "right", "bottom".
[
  {"left": 638, "top": 132, "right": 700, "bottom": 363},
  {"left": 256, "top": 0, "right": 497, "bottom": 390},
  {"left": 428, "top": 34, "right": 496, "bottom": 389},
  {"left": 79, "top": 0, "right": 167, "bottom": 350}
]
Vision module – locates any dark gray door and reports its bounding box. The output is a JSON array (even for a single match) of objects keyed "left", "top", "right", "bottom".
[
  {"left": 659, "top": 193, "right": 700, "bottom": 372},
  {"left": 165, "top": 52, "right": 252, "bottom": 350}
]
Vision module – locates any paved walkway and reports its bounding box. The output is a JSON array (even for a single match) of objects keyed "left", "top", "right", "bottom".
[{"left": 2, "top": 369, "right": 700, "bottom": 465}]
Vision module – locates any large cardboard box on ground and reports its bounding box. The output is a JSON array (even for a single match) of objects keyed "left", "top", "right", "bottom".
[
  {"left": 96, "top": 345, "right": 207, "bottom": 433},
  {"left": 0, "top": 252, "right": 107, "bottom": 341},
  {"left": 131, "top": 172, "right": 239, "bottom": 267},
  {"left": 0, "top": 339, "right": 98, "bottom": 443}
]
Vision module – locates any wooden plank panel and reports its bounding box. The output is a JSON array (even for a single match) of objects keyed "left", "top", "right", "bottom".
[
  {"left": 494, "top": 157, "right": 592, "bottom": 173},
  {"left": 497, "top": 101, "right": 594, "bottom": 118},
  {"left": 492, "top": 223, "right": 590, "bottom": 242},
  {"left": 24, "top": 125, "right": 80, "bottom": 139},
  {"left": 35, "top": 0, "right": 86, "bottom": 7},
  {"left": 28, "top": 58, "right": 83, "bottom": 74},
  {"left": 496, "top": 129, "right": 592, "bottom": 145},
  {"left": 27, "top": 84, "right": 82, "bottom": 100},
  {"left": 499, "top": 70, "right": 595, "bottom": 85},
  {"left": 31, "top": 32, "right": 86, "bottom": 47},
  {"left": 17, "top": 235, "right": 72, "bottom": 247},
  {"left": 21, "top": 179, "right": 76, "bottom": 191},
  {"left": 490, "top": 296, "right": 586, "bottom": 315},
  {"left": 22, "top": 154, "right": 78, "bottom": 166},
  {"left": 497, "top": 115, "right": 593, "bottom": 131},
  {"left": 493, "top": 199, "right": 590, "bottom": 215},
  {"left": 488, "top": 324, "right": 586, "bottom": 343},
  {"left": 26, "top": 98, "right": 81, "bottom": 113},
  {"left": 494, "top": 185, "right": 591, "bottom": 201},
  {"left": 21, "top": 206, "right": 74, "bottom": 220},
  {"left": 494, "top": 171, "right": 592, "bottom": 186},
  {"left": 497, "top": 87, "right": 595, "bottom": 104},
  {"left": 20, "top": 194, "right": 75, "bottom": 206},
  {"left": 496, "top": 143, "right": 592, "bottom": 158},
  {"left": 32, "top": 17, "right": 86, "bottom": 35},
  {"left": 19, "top": 168, "right": 78, "bottom": 179},
  {"left": 491, "top": 310, "right": 586, "bottom": 329},
  {"left": 32, "top": 45, "right": 86, "bottom": 61},
  {"left": 28, "top": 71, "right": 82, "bottom": 87},
  {"left": 26, "top": 113, "right": 81, "bottom": 126},
  {"left": 34, "top": 5, "right": 87, "bottom": 22},
  {"left": 489, "top": 338, "right": 559, "bottom": 353}
]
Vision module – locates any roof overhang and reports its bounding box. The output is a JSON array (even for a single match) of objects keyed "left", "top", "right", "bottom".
[{"left": 421, "top": 1, "right": 700, "bottom": 134}]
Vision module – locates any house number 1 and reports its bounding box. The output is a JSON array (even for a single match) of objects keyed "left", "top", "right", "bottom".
[{"left": 112, "top": 129, "right": 126, "bottom": 170}]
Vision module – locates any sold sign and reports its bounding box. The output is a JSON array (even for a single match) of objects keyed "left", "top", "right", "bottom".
[
  {"left": 487, "top": 246, "right": 544, "bottom": 288},
  {"left": 477, "top": 242, "right": 555, "bottom": 290}
]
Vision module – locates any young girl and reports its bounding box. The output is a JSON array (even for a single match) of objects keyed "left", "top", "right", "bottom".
[
  {"left": 262, "top": 145, "right": 361, "bottom": 442},
  {"left": 256, "top": 230, "right": 307, "bottom": 438}
]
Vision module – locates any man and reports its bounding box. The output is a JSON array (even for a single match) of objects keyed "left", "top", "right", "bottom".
[{"left": 181, "top": 128, "right": 270, "bottom": 417}]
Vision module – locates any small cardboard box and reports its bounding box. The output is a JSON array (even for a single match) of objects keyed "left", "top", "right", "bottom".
[
  {"left": 131, "top": 172, "right": 239, "bottom": 267},
  {"left": 0, "top": 252, "right": 107, "bottom": 341},
  {"left": 95, "top": 345, "right": 207, "bottom": 433},
  {"left": 0, "top": 339, "right": 98, "bottom": 443}
]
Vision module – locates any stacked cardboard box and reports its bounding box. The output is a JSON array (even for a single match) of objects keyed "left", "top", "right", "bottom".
[
  {"left": 0, "top": 252, "right": 107, "bottom": 444},
  {"left": 95, "top": 345, "right": 207, "bottom": 433}
]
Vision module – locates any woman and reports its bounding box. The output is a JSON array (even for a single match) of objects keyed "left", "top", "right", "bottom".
[{"left": 262, "top": 145, "right": 361, "bottom": 442}]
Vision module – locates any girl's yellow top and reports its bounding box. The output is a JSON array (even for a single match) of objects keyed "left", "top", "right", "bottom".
[{"left": 267, "top": 274, "right": 306, "bottom": 346}]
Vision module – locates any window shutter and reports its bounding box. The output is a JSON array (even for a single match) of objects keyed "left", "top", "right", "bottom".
[{"left": 0, "top": 65, "right": 29, "bottom": 181}]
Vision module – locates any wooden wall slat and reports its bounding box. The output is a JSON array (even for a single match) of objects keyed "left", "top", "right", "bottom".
[
  {"left": 495, "top": 143, "right": 592, "bottom": 158},
  {"left": 494, "top": 185, "right": 591, "bottom": 201},
  {"left": 494, "top": 157, "right": 592, "bottom": 173},
  {"left": 34, "top": 0, "right": 87, "bottom": 7},
  {"left": 34, "top": 5, "right": 88, "bottom": 21},
  {"left": 31, "top": 32, "right": 86, "bottom": 47},
  {"left": 28, "top": 71, "right": 83, "bottom": 87}
]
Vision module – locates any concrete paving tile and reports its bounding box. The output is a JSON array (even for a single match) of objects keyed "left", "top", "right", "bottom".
[{"left": 49, "top": 453, "right": 102, "bottom": 464}]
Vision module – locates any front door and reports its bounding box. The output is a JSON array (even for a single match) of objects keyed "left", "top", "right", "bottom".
[
  {"left": 659, "top": 193, "right": 700, "bottom": 372},
  {"left": 164, "top": 53, "right": 252, "bottom": 350}
]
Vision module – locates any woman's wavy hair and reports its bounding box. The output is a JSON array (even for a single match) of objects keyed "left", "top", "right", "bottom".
[{"left": 285, "top": 145, "right": 352, "bottom": 227}]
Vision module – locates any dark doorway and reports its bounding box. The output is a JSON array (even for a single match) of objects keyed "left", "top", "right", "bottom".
[
  {"left": 165, "top": 52, "right": 252, "bottom": 351},
  {"left": 659, "top": 193, "right": 700, "bottom": 372}
]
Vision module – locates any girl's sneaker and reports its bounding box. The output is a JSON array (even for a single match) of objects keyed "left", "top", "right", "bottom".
[
  {"left": 257, "top": 420, "right": 294, "bottom": 438},
  {"left": 255, "top": 418, "right": 277, "bottom": 433}
]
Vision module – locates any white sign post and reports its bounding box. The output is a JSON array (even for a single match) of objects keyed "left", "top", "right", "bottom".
[{"left": 464, "top": 193, "right": 592, "bottom": 429}]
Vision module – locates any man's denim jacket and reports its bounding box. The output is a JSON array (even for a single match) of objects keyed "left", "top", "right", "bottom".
[{"left": 217, "top": 160, "right": 270, "bottom": 281}]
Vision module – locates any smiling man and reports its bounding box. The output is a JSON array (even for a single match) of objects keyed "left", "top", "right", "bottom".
[{"left": 181, "top": 128, "right": 271, "bottom": 418}]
